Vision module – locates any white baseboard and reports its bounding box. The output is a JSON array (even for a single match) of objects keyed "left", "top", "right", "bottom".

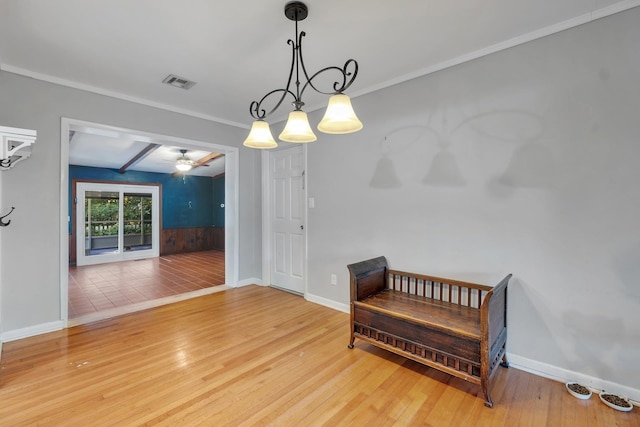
[
  {"left": 1, "top": 320, "right": 65, "bottom": 343},
  {"left": 509, "top": 353, "right": 640, "bottom": 404},
  {"left": 305, "top": 292, "right": 350, "bottom": 314},
  {"left": 236, "top": 278, "right": 263, "bottom": 287}
]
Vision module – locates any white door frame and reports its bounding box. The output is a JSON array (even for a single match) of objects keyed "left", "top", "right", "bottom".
[
  {"left": 261, "top": 144, "right": 308, "bottom": 295},
  {"left": 60, "top": 118, "right": 240, "bottom": 327}
]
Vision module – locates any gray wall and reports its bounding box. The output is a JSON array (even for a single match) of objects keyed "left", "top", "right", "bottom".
[
  {"left": 305, "top": 9, "right": 640, "bottom": 390},
  {"left": 1, "top": 5, "right": 639, "bottom": 396},
  {"left": 0, "top": 71, "right": 262, "bottom": 332}
]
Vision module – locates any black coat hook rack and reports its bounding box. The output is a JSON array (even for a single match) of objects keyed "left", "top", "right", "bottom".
[{"left": 0, "top": 206, "right": 15, "bottom": 227}]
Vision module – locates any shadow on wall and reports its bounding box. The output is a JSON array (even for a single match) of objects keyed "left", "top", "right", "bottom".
[
  {"left": 561, "top": 309, "right": 631, "bottom": 383},
  {"left": 497, "top": 142, "right": 556, "bottom": 187},
  {"left": 520, "top": 276, "right": 638, "bottom": 387},
  {"left": 369, "top": 125, "right": 465, "bottom": 188},
  {"left": 487, "top": 141, "right": 557, "bottom": 198},
  {"left": 370, "top": 155, "right": 401, "bottom": 189},
  {"left": 422, "top": 148, "right": 466, "bottom": 186},
  {"left": 507, "top": 277, "right": 564, "bottom": 360},
  {"left": 611, "top": 242, "right": 640, "bottom": 300},
  {"left": 369, "top": 110, "right": 557, "bottom": 191}
]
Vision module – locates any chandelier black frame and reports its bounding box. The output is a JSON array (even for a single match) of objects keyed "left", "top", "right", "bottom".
[{"left": 248, "top": 1, "right": 359, "bottom": 121}]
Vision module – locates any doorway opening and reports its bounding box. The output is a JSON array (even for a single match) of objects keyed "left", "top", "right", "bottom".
[{"left": 60, "top": 118, "right": 239, "bottom": 326}]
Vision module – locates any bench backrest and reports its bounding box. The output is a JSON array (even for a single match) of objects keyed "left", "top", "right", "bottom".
[{"left": 388, "top": 269, "right": 493, "bottom": 309}]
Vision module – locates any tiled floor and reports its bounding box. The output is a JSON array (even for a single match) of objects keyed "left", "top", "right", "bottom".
[{"left": 68, "top": 250, "right": 225, "bottom": 318}]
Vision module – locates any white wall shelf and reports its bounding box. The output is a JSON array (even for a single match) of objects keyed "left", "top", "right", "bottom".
[{"left": 1, "top": 125, "right": 37, "bottom": 170}]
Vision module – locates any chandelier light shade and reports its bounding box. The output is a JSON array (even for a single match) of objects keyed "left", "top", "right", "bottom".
[
  {"left": 245, "top": 1, "right": 362, "bottom": 149},
  {"left": 279, "top": 111, "right": 317, "bottom": 143},
  {"left": 243, "top": 120, "right": 278, "bottom": 149},
  {"left": 317, "top": 94, "right": 363, "bottom": 134}
]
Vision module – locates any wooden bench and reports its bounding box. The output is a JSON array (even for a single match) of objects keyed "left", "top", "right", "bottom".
[{"left": 347, "top": 256, "right": 512, "bottom": 408}]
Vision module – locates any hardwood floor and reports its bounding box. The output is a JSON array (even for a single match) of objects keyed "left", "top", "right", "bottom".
[{"left": 1, "top": 286, "right": 637, "bottom": 426}]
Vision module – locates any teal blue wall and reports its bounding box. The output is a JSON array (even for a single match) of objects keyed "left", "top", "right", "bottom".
[
  {"left": 69, "top": 165, "right": 220, "bottom": 231},
  {"left": 212, "top": 174, "right": 225, "bottom": 227}
]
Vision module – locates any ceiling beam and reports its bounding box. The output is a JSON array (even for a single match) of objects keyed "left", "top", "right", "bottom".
[
  {"left": 194, "top": 152, "right": 224, "bottom": 168},
  {"left": 172, "top": 152, "right": 224, "bottom": 177},
  {"left": 119, "top": 143, "right": 161, "bottom": 174}
]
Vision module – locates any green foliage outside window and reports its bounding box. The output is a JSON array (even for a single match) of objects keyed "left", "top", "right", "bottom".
[{"left": 85, "top": 194, "right": 152, "bottom": 236}]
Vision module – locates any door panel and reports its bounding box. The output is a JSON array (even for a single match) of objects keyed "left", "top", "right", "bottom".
[
  {"left": 123, "top": 192, "right": 153, "bottom": 252},
  {"left": 83, "top": 190, "right": 121, "bottom": 258},
  {"left": 270, "top": 146, "right": 305, "bottom": 294},
  {"left": 290, "top": 233, "right": 304, "bottom": 279},
  {"left": 274, "top": 178, "right": 287, "bottom": 219},
  {"left": 291, "top": 174, "right": 303, "bottom": 220},
  {"left": 275, "top": 232, "right": 287, "bottom": 274}
]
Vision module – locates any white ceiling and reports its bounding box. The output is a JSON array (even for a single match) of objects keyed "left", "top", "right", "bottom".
[
  {"left": 69, "top": 129, "right": 225, "bottom": 177},
  {"left": 0, "top": 0, "right": 636, "bottom": 173}
]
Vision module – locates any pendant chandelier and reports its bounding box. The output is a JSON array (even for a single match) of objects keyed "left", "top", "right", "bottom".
[{"left": 243, "top": 1, "right": 363, "bottom": 149}]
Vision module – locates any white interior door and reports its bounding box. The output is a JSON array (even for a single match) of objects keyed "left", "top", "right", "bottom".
[{"left": 269, "top": 145, "right": 305, "bottom": 294}]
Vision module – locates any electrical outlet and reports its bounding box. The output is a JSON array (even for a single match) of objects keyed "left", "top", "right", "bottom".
[{"left": 331, "top": 274, "right": 337, "bottom": 285}]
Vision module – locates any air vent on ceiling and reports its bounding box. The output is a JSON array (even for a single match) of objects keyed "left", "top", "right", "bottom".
[{"left": 162, "top": 74, "right": 197, "bottom": 90}]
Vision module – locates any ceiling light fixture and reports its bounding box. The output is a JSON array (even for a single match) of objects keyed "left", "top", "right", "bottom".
[
  {"left": 175, "top": 149, "right": 194, "bottom": 171},
  {"left": 243, "top": 1, "right": 363, "bottom": 149}
]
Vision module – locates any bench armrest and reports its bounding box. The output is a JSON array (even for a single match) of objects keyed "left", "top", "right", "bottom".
[
  {"left": 348, "top": 256, "right": 388, "bottom": 301},
  {"left": 481, "top": 274, "right": 511, "bottom": 354}
]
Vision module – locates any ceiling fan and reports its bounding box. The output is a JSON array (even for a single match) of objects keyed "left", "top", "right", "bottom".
[
  {"left": 171, "top": 148, "right": 223, "bottom": 177},
  {"left": 175, "top": 149, "right": 197, "bottom": 171}
]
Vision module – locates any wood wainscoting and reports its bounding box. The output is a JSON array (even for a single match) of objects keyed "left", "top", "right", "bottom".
[
  {"left": 161, "top": 226, "right": 224, "bottom": 255},
  {"left": 69, "top": 226, "right": 224, "bottom": 265}
]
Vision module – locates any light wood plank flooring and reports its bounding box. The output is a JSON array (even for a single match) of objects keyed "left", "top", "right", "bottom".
[{"left": 1, "top": 286, "right": 637, "bottom": 426}]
